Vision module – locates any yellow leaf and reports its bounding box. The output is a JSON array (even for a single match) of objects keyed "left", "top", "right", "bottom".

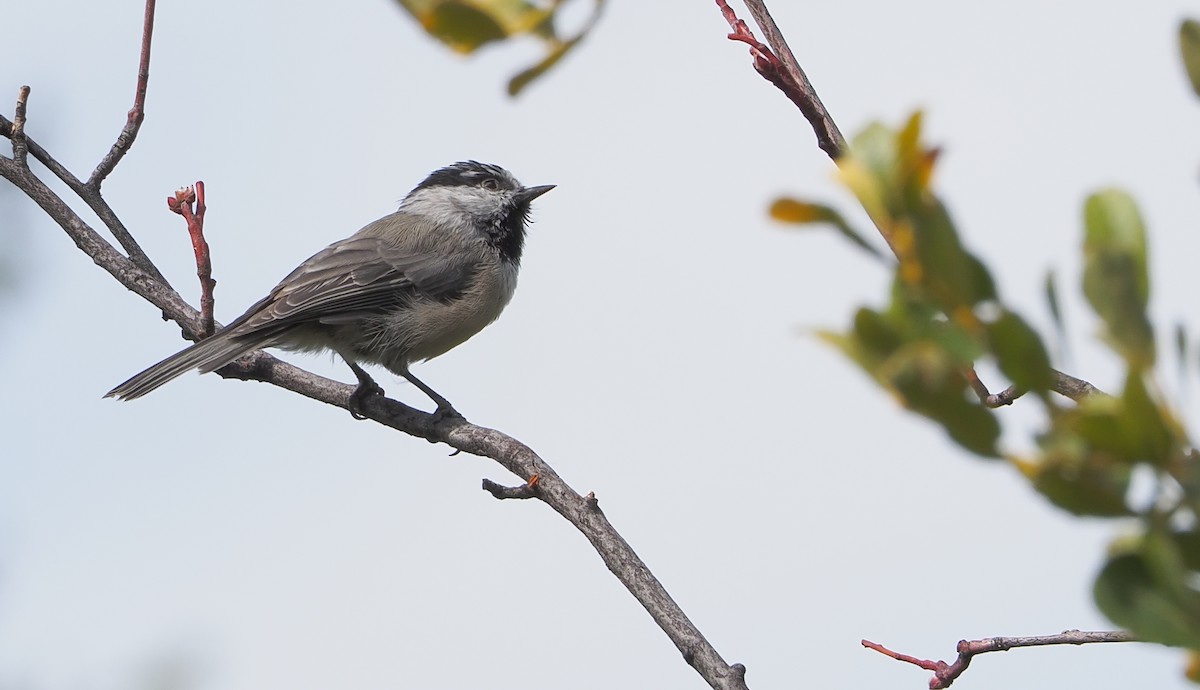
[{"left": 769, "top": 198, "right": 828, "bottom": 223}]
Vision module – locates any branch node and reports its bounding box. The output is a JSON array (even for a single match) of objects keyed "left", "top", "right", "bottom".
[{"left": 584, "top": 491, "right": 600, "bottom": 510}]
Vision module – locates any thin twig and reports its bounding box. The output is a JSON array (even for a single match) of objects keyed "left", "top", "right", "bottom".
[
  {"left": 168, "top": 183, "right": 215, "bottom": 337},
  {"left": 715, "top": 1, "right": 846, "bottom": 159},
  {"left": 863, "top": 630, "right": 1137, "bottom": 689},
  {"left": 10, "top": 85, "right": 30, "bottom": 166},
  {"left": 89, "top": 0, "right": 156, "bottom": 187}
]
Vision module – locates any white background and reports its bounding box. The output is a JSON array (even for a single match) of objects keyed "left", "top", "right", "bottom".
[{"left": 3, "top": 1, "right": 1200, "bottom": 688}]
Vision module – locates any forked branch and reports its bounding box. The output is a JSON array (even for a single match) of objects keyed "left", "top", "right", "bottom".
[
  {"left": 863, "top": 630, "right": 1137, "bottom": 688},
  {"left": 0, "top": 3, "right": 749, "bottom": 689}
]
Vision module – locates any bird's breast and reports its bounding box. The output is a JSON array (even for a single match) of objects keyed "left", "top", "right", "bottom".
[{"left": 388, "top": 259, "right": 519, "bottom": 366}]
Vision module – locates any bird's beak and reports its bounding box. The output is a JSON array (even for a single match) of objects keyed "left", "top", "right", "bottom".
[{"left": 516, "top": 184, "right": 556, "bottom": 203}]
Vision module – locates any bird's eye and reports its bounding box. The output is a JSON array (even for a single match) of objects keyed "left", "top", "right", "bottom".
[{"left": 480, "top": 177, "right": 500, "bottom": 191}]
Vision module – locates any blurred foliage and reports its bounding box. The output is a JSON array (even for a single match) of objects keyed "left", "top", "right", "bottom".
[
  {"left": 768, "top": 198, "right": 884, "bottom": 259},
  {"left": 395, "top": 0, "right": 605, "bottom": 95},
  {"left": 773, "top": 19, "right": 1200, "bottom": 670},
  {"left": 1181, "top": 19, "right": 1200, "bottom": 98}
]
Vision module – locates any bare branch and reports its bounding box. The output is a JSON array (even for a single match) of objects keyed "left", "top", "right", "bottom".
[
  {"left": 89, "top": 0, "right": 156, "bottom": 187},
  {"left": 863, "top": 630, "right": 1137, "bottom": 688},
  {"left": 1052, "top": 369, "right": 1105, "bottom": 401},
  {"left": 0, "top": 109, "right": 752, "bottom": 690},
  {"left": 1, "top": 102, "right": 169, "bottom": 285},
  {"left": 967, "top": 365, "right": 1106, "bottom": 408}
]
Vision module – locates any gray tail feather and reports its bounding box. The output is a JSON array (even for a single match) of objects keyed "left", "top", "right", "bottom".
[{"left": 104, "top": 332, "right": 270, "bottom": 401}]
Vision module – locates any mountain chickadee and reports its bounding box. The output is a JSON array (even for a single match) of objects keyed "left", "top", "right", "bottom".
[{"left": 105, "top": 161, "right": 554, "bottom": 418}]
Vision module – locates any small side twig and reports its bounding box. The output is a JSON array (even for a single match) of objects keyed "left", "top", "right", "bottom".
[
  {"left": 167, "top": 183, "right": 215, "bottom": 337},
  {"left": 482, "top": 474, "right": 541, "bottom": 500},
  {"left": 89, "top": 0, "right": 156, "bottom": 187},
  {"left": 9, "top": 85, "right": 30, "bottom": 166},
  {"left": 863, "top": 630, "right": 1137, "bottom": 689}
]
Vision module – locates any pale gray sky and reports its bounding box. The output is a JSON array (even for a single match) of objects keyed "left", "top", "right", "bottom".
[{"left": 3, "top": 1, "right": 1200, "bottom": 689}]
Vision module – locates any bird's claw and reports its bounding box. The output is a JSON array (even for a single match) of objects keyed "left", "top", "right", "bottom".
[
  {"left": 431, "top": 404, "right": 463, "bottom": 424},
  {"left": 347, "top": 379, "right": 386, "bottom": 420}
]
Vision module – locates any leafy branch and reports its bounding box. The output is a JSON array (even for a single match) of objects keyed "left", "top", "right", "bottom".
[{"left": 716, "top": 0, "right": 1200, "bottom": 682}]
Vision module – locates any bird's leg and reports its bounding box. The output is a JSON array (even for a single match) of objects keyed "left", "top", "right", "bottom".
[
  {"left": 402, "top": 370, "right": 462, "bottom": 421},
  {"left": 344, "top": 360, "right": 385, "bottom": 420}
]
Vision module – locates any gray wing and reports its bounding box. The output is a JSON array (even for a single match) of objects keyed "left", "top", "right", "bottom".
[
  {"left": 105, "top": 219, "right": 479, "bottom": 401},
  {"left": 229, "top": 234, "right": 476, "bottom": 336}
]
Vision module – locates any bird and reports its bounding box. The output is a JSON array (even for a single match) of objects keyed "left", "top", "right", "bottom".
[{"left": 105, "top": 161, "right": 554, "bottom": 419}]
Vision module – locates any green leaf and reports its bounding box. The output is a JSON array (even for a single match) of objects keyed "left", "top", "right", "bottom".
[
  {"left": 882, "top": 279, "right": 986, "bottom": 364},
  {"left": 508, "top": 35, "right": 573, "bottom": 95},
  {"left": 1063, "top": 374, "right": 1176, "bottom": 467},
  {"left": 395, "top": 0, "right": 605, "bottom": 94},
  {"left": 1045, "top": 269, "right": 1065, "bottom": 333},
  {"left": 1095, "top": 532, "right": 1200, "bottom": 649},
  {"left": 987, "top": 310, "right": 1054, "bottom": 394},
  {"left": 1177, "top": 322, "right": 1190, "bottom": 379},
  {"left": 1041, "top": 270, "right": 1070, "bottom": 348},
  {"left": 1083, "top": 189, "right": 1154, "bottom": 369},
  {"left": 881, "top": 344, "right": 1000, "bottom": 457},
  {"left": 1181, "top": 20, "right": 1200, "bottom": 98},
  {"left": 397, "top": 0, "right": 551, "bottom": 53},
  {"left": 912, "top": 201, "right": 976, "bottom": 305},
  {"left": 1029, "top": 431, "right": 1132, "bottom": 516},
  {"left": 1119, "top": 373, "right": 1178, "bottom": 467},
  {"left": 1044, "top": 269, "right": 1071, "bottom": 363},
  {"left": 823, "top": 301, "right": 998, "bottom": 457},
  {"left": 847, "top": 122, "right": 901, "bottom": 192},
  {"left": 769, "top": 198, "right": 885, "bottom": 259},
  {"left": 508, "top": 0, "right": 607, "bottom": 95},
  {"left": 1170, "top": 528, "right": 1200, "bottom": 573},
  {"left": 853, "top": 307, "right": 903, "bottom": 359}
]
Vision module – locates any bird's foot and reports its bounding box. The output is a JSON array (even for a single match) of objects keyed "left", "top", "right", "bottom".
[
  {"left": 347, "top": 378, "right": 386, "bottom": 420},
  {"left": 430, "top": 404, "right": 464, "bottom": 424}
]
